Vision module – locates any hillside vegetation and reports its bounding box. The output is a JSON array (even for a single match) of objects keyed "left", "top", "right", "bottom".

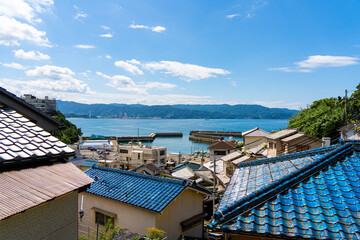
[
  {"left": 288, "top": 83, "right": 360, "bottom": 139},
  {"left": 57, "top": 101, "right": 299, "bottom": 119}
]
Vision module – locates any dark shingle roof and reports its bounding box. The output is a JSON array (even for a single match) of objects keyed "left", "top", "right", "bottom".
[
  {"left": 85, "top": 166, "right": 190, "bottom": 213},
  {"left": 211, "top": 141, "right": 360, "bottom": 239},
  {"left": 0, "top": 107, "right": 74, "bottom": 166}
]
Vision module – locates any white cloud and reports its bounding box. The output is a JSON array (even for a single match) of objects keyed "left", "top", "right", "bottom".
[
  {"left": 2, "top": 62, "right": 27, "bottom": 70},
  {"left": 74, "top": 12, "right": 87, "bottom": 20},
  {"left": 230, "top": 80, "right": 237, "bottom": 86},
  {"left": 0, "top": 0, "right": 34, "bottom": 22},
  {"left": 268, "top": 67, "right": 312, "bottom": 73},
  {"left": 295, "top": 55, "right": 359, "bottom": 68},
  {"left": 99, "top": 33, "right": 112, "bottom": 38},
  {"left": 73, "top": 5, "right": 87, "bottom": 21},
  {"left": 129, "top": 24, "right": 149, "bottom": 29},
  {"left": 26, "top": 0, "right": 53, "bottom": 13},
  {"left": 269, "top": 55, "right": 359, "bottom": 73},
  {"left": 74, "top": 44, "right": 95, "bottom": 49},
  {"left": 25, "top": 65, "right": 91, "bottom": 93},
  {"left": 226, "top": 14, "right": 240, "bottom": 19},
  {"left": 129, "top": 23, "right": 166, "bottom": 33},
  {"left": 143, "top": 61, "right": 230, "bottom": 81},
  {"left": 105, "top": 55, "right": 111, "bottom": 59},
  {"left": 96, "top": 71, "right": 176, "bottom": 94},
  {"left": 151, "top": 26, "right": 166, "bottom": 33},
  {"left": 0, "top": 15, "right": 50, "bottom": 46},
  {"left": 102, "top": 25, "right": 110, "bottom": 30},
  {"left": 14, "top": 49, "right": 50, "bottom": 60},
  {"left": 114, "top": 60, "right": 144, "bottom": 75}
]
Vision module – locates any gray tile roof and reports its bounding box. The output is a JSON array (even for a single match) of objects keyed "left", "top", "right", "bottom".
[
  {"left": 0, "top": 107, "right": 74, "bottom": 165},
  {"left": 242, "top": 127, "right": 270, "bottom": 137},
  {"left": 266, "top": 128, "right": 298, "bottom": 140}
]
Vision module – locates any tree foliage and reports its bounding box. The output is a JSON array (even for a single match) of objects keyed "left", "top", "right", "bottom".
[
  {"left": 52, "top": 110, "right": 82, "bottom": 144},
  {"left": 288, "top": 98, "right": 345, "bottom": 139},
  {"left": 288, "top": 82, "right": 360, "bottom": 139}
]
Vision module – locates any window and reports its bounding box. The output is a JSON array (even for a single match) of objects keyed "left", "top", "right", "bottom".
[
  {"left": 138, "top": 153, "right": 141, "bottom": 159},
  {"left": 160, "top": 150, "right": 165, "bottom": 156},
  {"left": 269, "top": 143, "right": 273, "bottom": 149},
  {"left": 296, "top": 146, "right": 309, "bottom": 152},
  {"left": 120, "top": 149, "right": 128, "bottom": 154},
  {"left": 214, "top": 150, "right": 226, "bottom": 155},
  {"left": 282, "top": 145, "right": 285, "bottom": 151},
  {"left": 95, "top": 212, "right": 114, "bottom": 226}
]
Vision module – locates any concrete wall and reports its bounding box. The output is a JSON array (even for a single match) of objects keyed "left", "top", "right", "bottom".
[
  {"left": 79, "top": 192, "right": 156, "bottom": 237},
  {"left": 0, "top": 191, "right": 79, "bottom": 240},
  {"left": 156, "top": 189, "right": 204, "bottom": 240}
]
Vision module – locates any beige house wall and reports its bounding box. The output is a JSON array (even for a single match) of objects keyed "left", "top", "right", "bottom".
[
  {"left": 80, "top": 188, "right": 205, "bottom": 240},
  {"left": 284, "top": 137, "right": 322, "bottom": 154},
  {"left": 0, "top": 191, "right": 78, "bottom": 240},
  {"left": 156, "top": 189, "right": 204, "bottom": 240},
  {"left": 267, "top": 139, "right": 281, "bottom": 158},
  {"left": 243, "top": 136, "right": 266, "bottom": 149},
  {"left": 79, "top": 192, "right": 156, "bottom": 237}
]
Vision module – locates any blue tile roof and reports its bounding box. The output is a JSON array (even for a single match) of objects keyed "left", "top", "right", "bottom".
[
  {"left": 85, "top": 165, "right": 190, "bottom": 213},
  {"left": 211, "top": 141, "right": 360, "bottom": 239},
  {"left": 170, "top": 161, "right": 201, "bottom": 172}
]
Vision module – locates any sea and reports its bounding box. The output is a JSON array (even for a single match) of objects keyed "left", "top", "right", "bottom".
[{"left": 68, "top": 118, "right": 288, "bottom": 154}]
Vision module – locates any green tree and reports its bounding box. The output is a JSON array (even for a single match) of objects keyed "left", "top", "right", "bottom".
[
  {"left": 145, "top": 228, "right": 165, "bottom": 240},
  {"left": 288, "top": 98, "right": 345, "bottom": 139},
  {"left": 52, "top": 110, "right": 82, "bottom": 144}
]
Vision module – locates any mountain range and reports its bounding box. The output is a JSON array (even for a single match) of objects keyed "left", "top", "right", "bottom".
[{"left": 57, "top": 100, "right": 299, "bottom": 119}]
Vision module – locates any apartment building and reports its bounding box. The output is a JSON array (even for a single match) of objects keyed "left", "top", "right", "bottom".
[
  {"left": 118, "top": 144, "right": 167, "bottom": 167},
  {"left": 22, "top": 94, "right": 57, "bottom": 114}
]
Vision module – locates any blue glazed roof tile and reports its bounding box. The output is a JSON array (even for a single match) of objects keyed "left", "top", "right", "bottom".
[
  {"left": 85, "top": 165, "right": 192, "bottom": 212},
  {"left": 212, "top": 141, "right": 360, "bottom": 239}
]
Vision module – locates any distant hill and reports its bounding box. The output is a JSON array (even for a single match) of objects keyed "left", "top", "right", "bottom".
[{"left": 57, "top": 100, "right": 299, "bottom": 119}]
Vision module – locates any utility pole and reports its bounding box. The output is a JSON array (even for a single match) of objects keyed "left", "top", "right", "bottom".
[{"left": 345, "top": 89, "right": 348, "bottom": 123}]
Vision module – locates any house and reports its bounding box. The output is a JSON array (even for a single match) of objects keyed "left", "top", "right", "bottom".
[
  {"left": 241, "top": 127, "right": 270, "bottom": 150},
  {"left": 221, "top": 151, "right": 242, "bottom": 177},
  {"left": 80, "top": 166, "right": 209, "bottom": 240},
  {"left": 70, "top": 158, "right": 100, "bottom": 171},
  {"left": 170, "top": 161, "right": 201, "bottom": 173},
  {"left": 338, "top": 121, "right": 360, "bottom": 140},
  {"left": 135, "top": 163, "right": 162, "bottom": 175},
  {"left": 118, "top": 144, "right": 167, "bottom": 168},
  {"left": 22, "top": 94, "right": 57, "bottom": 114},
  {"left": 0, "top": 97, "right": 93, "bottom": 239},
  {"left": 209, "top": 140, "right": 360, "bottom": 239},
  {"left": 266, "top": 128, "right": 323, "bottom": 157},
  {"left": 208, "top": 140, "right": 237, "bottom": 162},
  {"left": 79, "top": 139, "right": 114, "bottom": 150}
]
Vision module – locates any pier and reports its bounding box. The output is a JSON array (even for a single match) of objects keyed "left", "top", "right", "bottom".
[
  {"left": 99, "top": 132, "right": 183, "bottom": 142},
  {"left": 189, "top": 133, "right": 224, "bottom": 143},
  {"left": 189, "top": 130, "right": 242, "bottom": 143},
  {"left": 189, "top": 130, "right": 242, "bottom": 137}
]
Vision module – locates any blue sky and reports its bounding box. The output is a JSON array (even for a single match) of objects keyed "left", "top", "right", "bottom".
[{"left": 0, "top": 0, "right": 359, "bottom": 109}]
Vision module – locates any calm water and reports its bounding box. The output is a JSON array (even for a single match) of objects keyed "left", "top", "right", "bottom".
[{"left": 68, "top": 119, "right": 288, "bottom": 154}]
